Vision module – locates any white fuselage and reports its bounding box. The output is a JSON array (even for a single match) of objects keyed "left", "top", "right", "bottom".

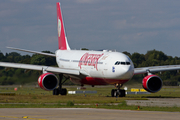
[{"left": 55, "top": 49, "right": 134, "bottom": 85}]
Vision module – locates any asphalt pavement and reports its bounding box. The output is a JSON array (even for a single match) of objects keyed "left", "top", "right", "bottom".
[{"left": 0, "top": 108, "right": 180, "bottom": 120}]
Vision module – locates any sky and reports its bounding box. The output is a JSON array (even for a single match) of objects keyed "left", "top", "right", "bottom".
[{"left": 1, "top": 0, "right": 180, "bottom": 57}]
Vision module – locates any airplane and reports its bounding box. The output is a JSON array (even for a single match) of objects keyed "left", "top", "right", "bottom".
[{"left": 1, "top": 2, "right": 180, "bottom": 97}]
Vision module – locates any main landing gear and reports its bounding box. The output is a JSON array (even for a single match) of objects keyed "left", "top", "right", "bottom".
[
  {"left": 53, "top": 74, "right": 68, "bottom": 95},
  {"left": 111, "top": 84, "right": 126, "bottom": 97}
]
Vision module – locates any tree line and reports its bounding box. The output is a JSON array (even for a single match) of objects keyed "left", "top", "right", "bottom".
[
  {"left": 0, "top": 49, "right": 180, "bottom": 86},
  {"left": 123, "top": 50, "right": 180, "bottom": 86},
  {"left": 0, "top": 51, "right": 56, "bottom": 85}
]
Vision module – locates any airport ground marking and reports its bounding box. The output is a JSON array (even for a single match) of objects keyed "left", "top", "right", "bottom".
[{"left": 0, "top": 115, "right": 48, "bottom": 120}]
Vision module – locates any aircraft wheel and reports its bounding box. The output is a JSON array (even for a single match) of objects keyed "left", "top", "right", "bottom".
[
  {"left": 60, "top": 88, "right": 67, "bottom": 95},
  {"left": 111, "top": 89, "right": 115, "bottom": 97},
  {"left": 111, "top": 89, "right": 118, "bottom": 97},
  {"left": 111, "top": 89, "right": 126, "bottom": 97},
  {"left": 119, "top": 90, "right": 126, "bottom": 97},
  {"left": 53, "top": 88, "right": 59, "bottom": 95}
]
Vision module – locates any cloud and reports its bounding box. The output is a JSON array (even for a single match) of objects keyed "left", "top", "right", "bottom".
[
  {"left": 1, "top": 0, "right": 180, "bottom": 57},
  {"left": 113, "top": 20, "right": 127, "bottom": 29},
  {"left": 113, "top": 17, "right": 180, "bottom": 31},
  {"left": 75, "top": 0, "right": 99, "bottom": 4},
  {"left": 11, "top": 0, "right": 32, "bottom": 3}
]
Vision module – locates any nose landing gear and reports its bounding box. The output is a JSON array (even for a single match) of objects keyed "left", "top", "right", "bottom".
[{"left": 111, "top": 84, "right": 126, "bottom": 97}]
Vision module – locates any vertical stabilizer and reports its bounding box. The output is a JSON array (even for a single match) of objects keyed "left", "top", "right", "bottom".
[{"left": 57, "top": 2, "right": 70, "bottom": 50}]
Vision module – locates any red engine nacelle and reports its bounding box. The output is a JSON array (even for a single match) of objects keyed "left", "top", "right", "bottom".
[
  {"left": 142, "top": 74, "right": 163, "bottom": 93},
  {"left": 38, "top": 73, "right": 58, "bottom": 91}
]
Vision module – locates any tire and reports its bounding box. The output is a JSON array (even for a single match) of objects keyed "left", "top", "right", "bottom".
[
  {"left": 111, "top": 89, "right": 118, "bottom": 97},
  {"left": 111, "top": 89, "right": 115, "bottom": 97},
  {"left": 119, "top": 90, "right": 126, "bottom": 97},
  {"left": 60, "top": 88, "right": 67, "bottom": 95},
  {"left": 53, "top": 88, "right": 59, "bottom": 95}
]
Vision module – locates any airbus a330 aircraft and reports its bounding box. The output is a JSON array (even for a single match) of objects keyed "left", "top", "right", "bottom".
[{"left": 1, "top": 2, "right": 180, "bottom": 97}]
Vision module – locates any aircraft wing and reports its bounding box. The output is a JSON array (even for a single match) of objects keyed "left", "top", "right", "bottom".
[
  {"left": 0, "top": 62, "right": 83, "bottom": 76},
  {"left": 7, "top": 47, "right": 56, "bottom": 57},
  {"left": 134, "top": 65, "right": 180, "bottom": 75}
]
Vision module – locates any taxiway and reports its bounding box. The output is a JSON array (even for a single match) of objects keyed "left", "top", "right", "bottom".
[{"left": 0, "top": 108, "right": 180, "bottom": 120}]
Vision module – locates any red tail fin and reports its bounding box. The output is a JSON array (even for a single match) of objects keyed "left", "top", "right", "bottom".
[{"left": 57, "top": 2, "right": 70, "bottom": 50}]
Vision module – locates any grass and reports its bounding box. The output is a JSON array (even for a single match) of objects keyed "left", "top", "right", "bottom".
[
  {"left": 1, "top": 102, "right": 180, "bottom": 112},
  {"left": 0, "top": 85, "right": 180, "bottom": 112}
]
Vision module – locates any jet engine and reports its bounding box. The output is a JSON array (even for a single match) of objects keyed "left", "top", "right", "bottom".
[
  {"left": 38, "top": 73, "right": 58, "bottom": 91},
  {"left": 142, "top": 74, "right": 162, "bottom": 93}
]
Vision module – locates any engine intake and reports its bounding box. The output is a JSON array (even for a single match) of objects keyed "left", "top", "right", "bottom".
[
  {"left": 38, "top": 73, "right": 58, "bottom": 91},
  {"left": 142, "top": 74, "right": 162, "bottom": 93}
]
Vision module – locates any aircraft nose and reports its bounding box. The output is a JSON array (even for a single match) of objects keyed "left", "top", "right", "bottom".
[{"left": 120, "top": 66, "right": 134, "bottom": 79}]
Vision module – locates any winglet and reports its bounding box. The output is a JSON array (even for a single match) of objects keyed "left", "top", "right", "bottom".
[{"left": 57, "top": 2, "right": 70, "bottom": 50}]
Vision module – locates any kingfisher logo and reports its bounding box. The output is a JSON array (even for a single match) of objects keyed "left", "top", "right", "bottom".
[
  {"left": 78, "top": 53, "right": 104, "bottom": 70},
  {"left": 38, "top": 76, "right": 41, "bottom": 84},
  {"left": 58, "top": 18, "right": 61, "bottom": 37}
]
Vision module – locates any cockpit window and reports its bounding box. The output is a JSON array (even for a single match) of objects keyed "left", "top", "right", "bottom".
[
  {"left": 115, "top": 61, "right": 131, "bottom": 65},
  {"left": 115, "top": 61, "right": 120, "bottom": 65}
]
